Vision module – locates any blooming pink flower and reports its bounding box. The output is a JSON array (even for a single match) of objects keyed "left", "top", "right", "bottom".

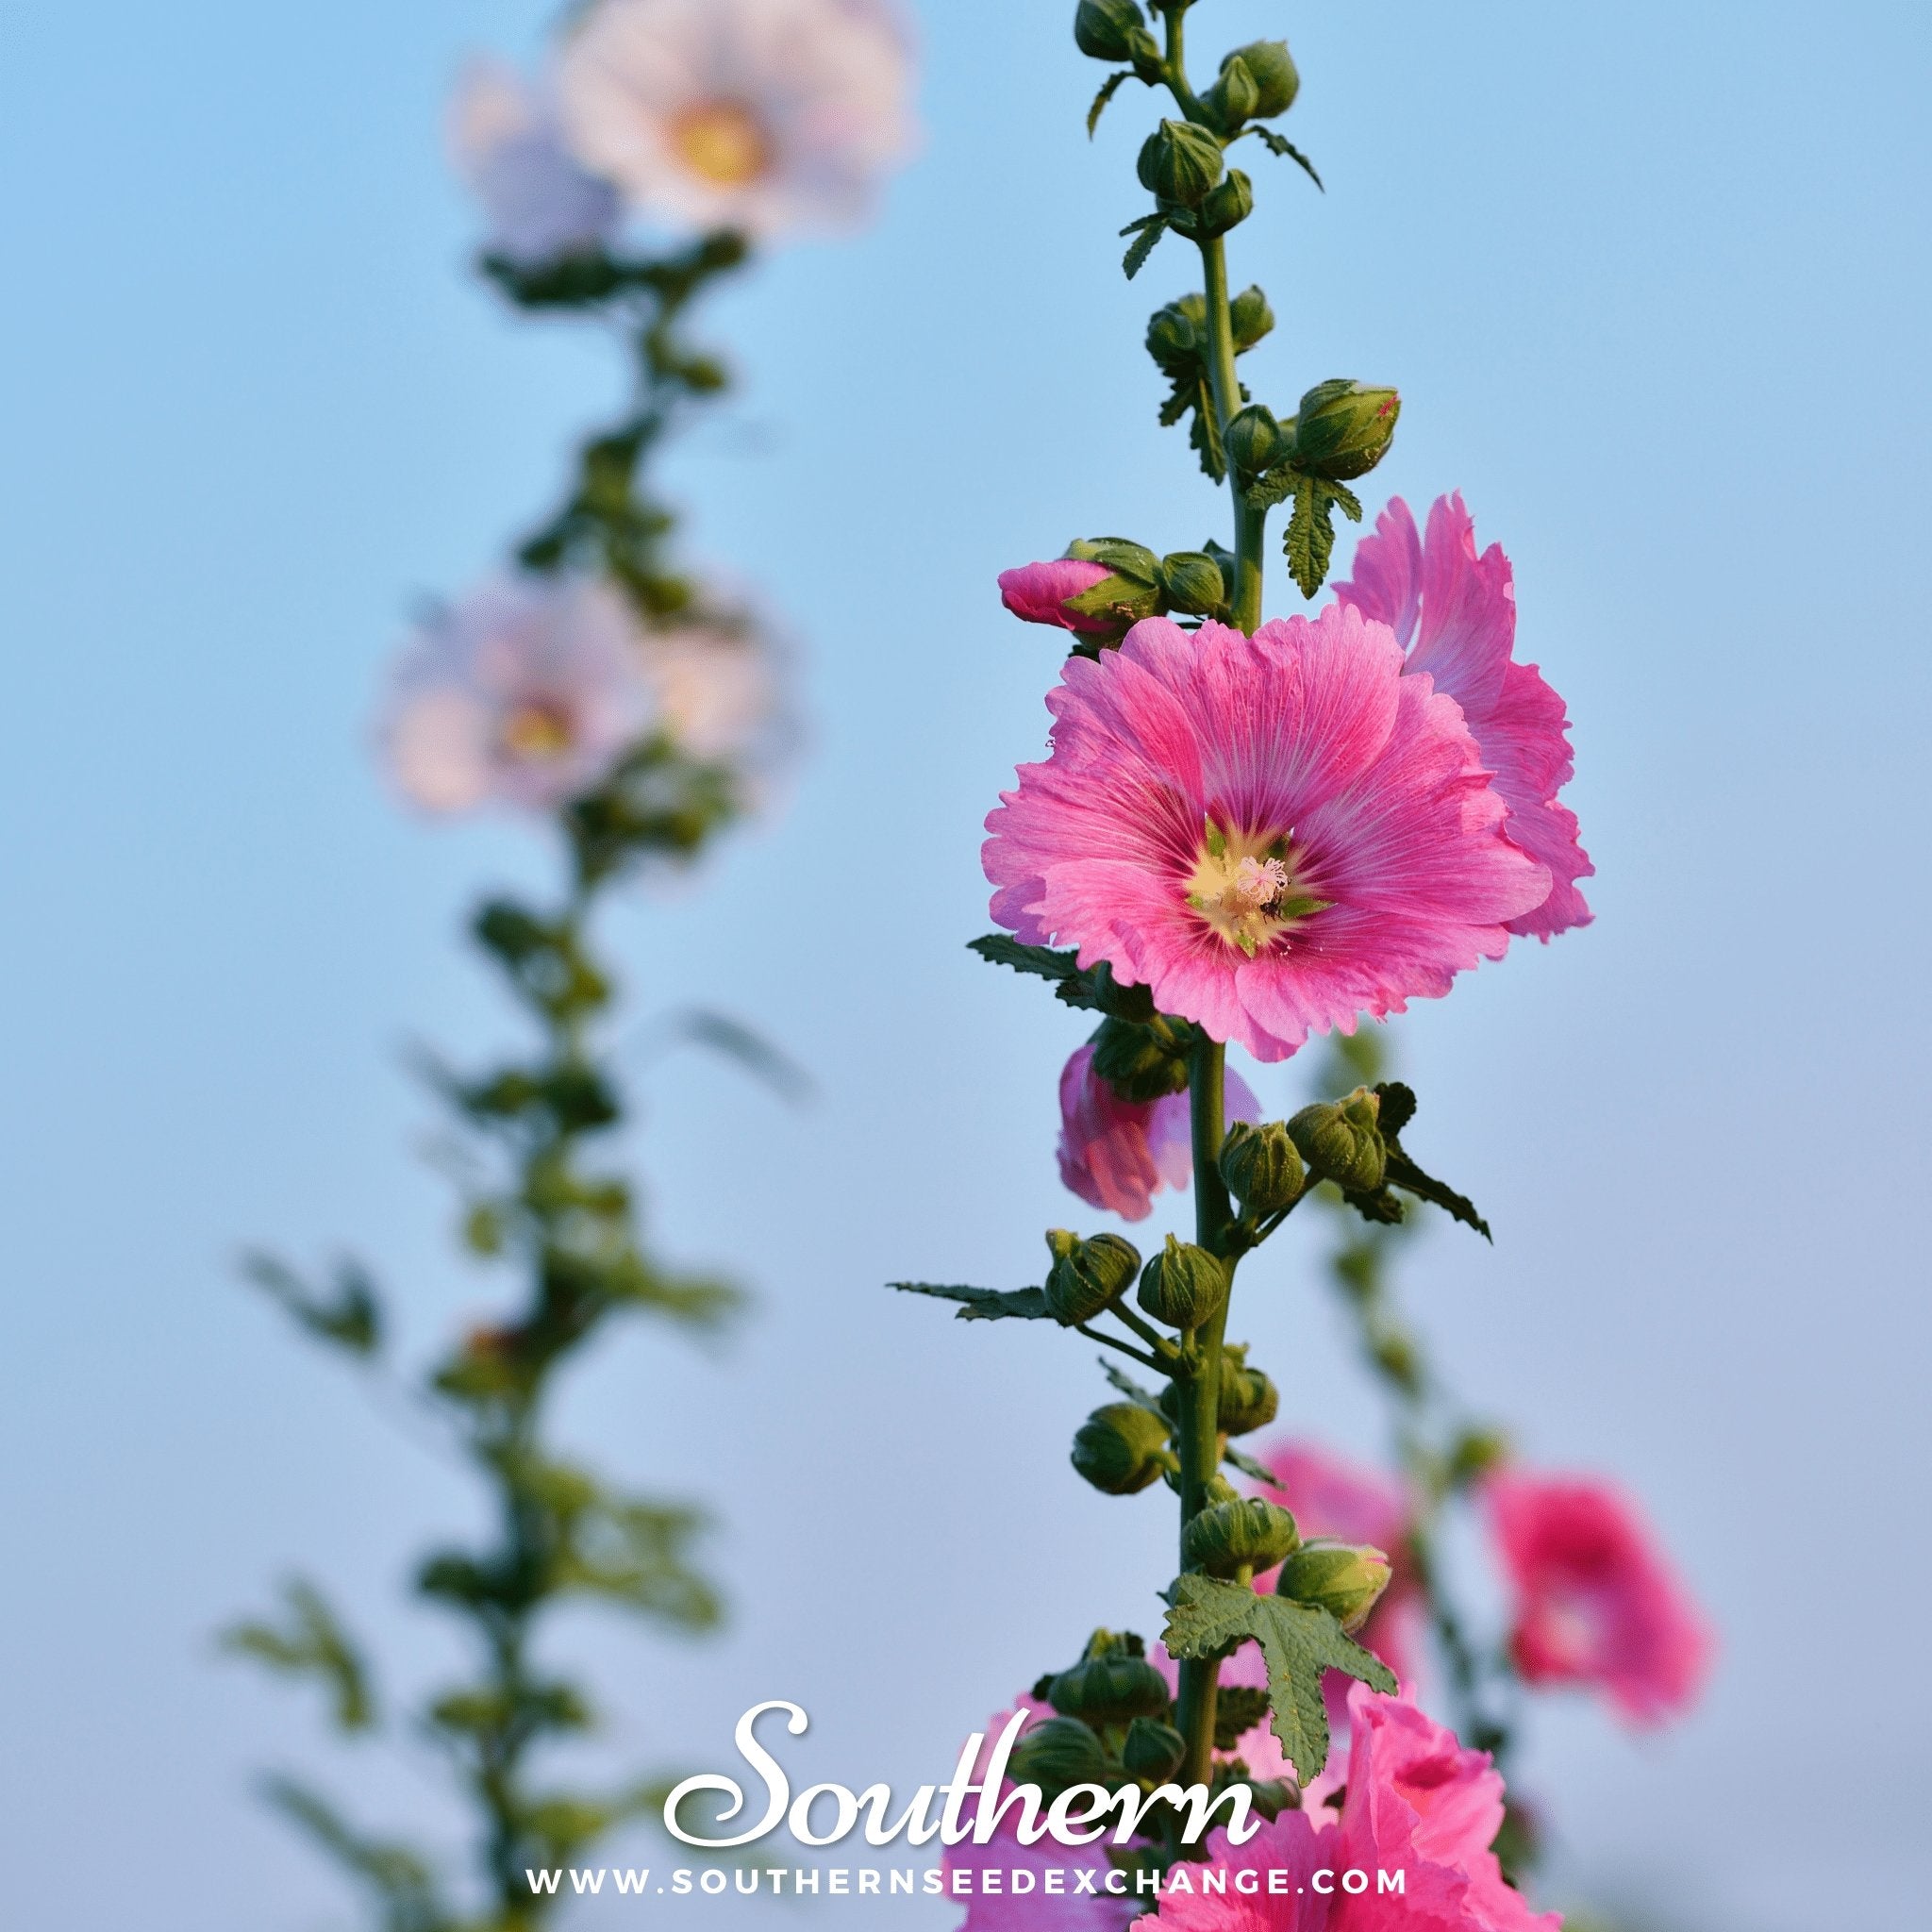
[
  {"left": 380, "top": 574, "right": 656, "bottom": 814},
  {"left": 557, "top": 0, "right": 916, "bottom": 241},
  {"left": 1058, "top": 1044, "right": 1261, "bottom": 1220},
  {"left": 983, "top": 608, "right": 1552, "bottom": 1062},
  {"left": 1138, "top": 1686, "right": 1557, "bottom": 1932},
  {"left": 999, "top": 558, "right": 1119, "bottom": 636},
  {"left": 1485, "top": 1471, "right": 1713, "bottom": 1725},
  {"left": 1333, "top": 496, "right": 1591, "bottom": 941},
  {"left": 447, "top": 57, "right": 621, "bottom": 266}
]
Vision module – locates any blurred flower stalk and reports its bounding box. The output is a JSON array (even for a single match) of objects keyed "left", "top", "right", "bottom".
[{"left": 224, "top": 3, "right": 912, "bottom": 1927}]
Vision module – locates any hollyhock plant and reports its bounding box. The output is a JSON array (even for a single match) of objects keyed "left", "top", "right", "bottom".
[
  {"left": 999, "top": 558, "right": 1119, "bottom": 637},
  {"left": 983, "top": 607, "right": 1553, "bottom": 1061},
  {"left": 557, "top": 0, "right": 915, "bottom": 241},
  {"left": 381, "top": 573, "right": 656, "bottom": 814},
  {"left": 447, "top": 57, "right": 622, "bottom": 266},
  {"left": 1334, "top": 496, "right": 1592, "bottom": 941},
  {"left": 636, "top": 614, "right": 791, "bottom": 770},
  {"left": 1058, "top": 1043, "right": 1261, "bottom": 1220},
  {"left": 1486, "top": 1471, "right": 1713, "bottom": 1725}
]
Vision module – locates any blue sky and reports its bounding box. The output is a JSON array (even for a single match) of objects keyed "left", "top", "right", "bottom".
[{"left": 2, "top": 2, "right": 1928, "bottom": 1926}]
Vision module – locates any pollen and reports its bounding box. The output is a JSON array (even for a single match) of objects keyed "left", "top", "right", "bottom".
[
  {"left": 668, "top": 99, "right": 774, "bottom": 189},
  {"left": 1185, "top": 823, "right": 1331, "bottom": 958}
]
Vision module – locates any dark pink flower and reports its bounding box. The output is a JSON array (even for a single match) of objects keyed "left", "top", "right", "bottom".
[
  {"left": 1138, "top": 1686, "right": 1557, "bottom": 1932},
  {"left": 1334, "top": 495, "right": 1592, "bottom": 941},
  {"left": 1058, "top": 1044, "right": 1261, "bottom": 1220},
  {"left": 983, "top": 608, "right": 1551, "bottom": 1062},
  {"left": 1485, "top": 1471, "right": 1713, "bottom": 1725},
  {"left": 999, "top": 558, "right": 1121, "bottom": 636}
]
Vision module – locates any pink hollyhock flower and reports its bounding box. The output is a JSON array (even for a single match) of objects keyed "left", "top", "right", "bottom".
[
  {"left": 447, "top": 57, "right": 622, "bottom": 266},
  {"left": 1485, "top": 1471, "right": 1713, "bottom": 1725},
  {"left": 557, "top": 0, "right": 916, "bottom": 241},
  {"left": 380, "top": 574, "right": 656, "bottom": 814},
  {"left": 999, "top": 558, "right": 1119, "bottom": 636},
  {"left": 1333, "top": 495, "right": 1592, "bottom": 941},
  {"left": 1138, "top": 1686, "right": 1557, "bottom": 1932},
  {"left": 983, "top": 608, "right": 1552, "bottom": 1062},
  {"left": 1058, "top": 1044, "right": 1261, "bottom": 1220}
]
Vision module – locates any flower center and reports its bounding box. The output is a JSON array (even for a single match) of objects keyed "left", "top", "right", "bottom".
[
  {"left": 667, "top": 99, "right": 774, "bottom": 188},
  {"left": 500, "top": 697, "right": 575, "bottom": 762},
  {"left": 1186, "top": 822, "right": 1331, "bottom": 958}
]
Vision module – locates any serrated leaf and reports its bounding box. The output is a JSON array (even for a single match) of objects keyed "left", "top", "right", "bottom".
[
  {"left": 891, "top": 1281, "right": 1054, "bottom": 1323},
  {"left": 967, "top": 936, "right": 1160, "bottom": 1024},
  {"left": 1244, "top": 462, "right": 1303, "bottom": 512},
  {"left": 1222, "top": 1441, "right": 1278, "bottom": 1485},
  {"left": 969, "top": 933, "right": 1083, "bottom": 985},
  {"left": 220, "top": 1579, "right": 375, "bottom": 1732},
  {"left": 1252, "top": 126, "right": 1324, "bottom": 191},
  {"left": 1099, "top": 1359, "right": 1169, "bottom": 1415},
  {"left": 1088, "top": 70, "right": 1131, "bottom": 137},
  {"left": 1374, "top": 1080, "right": 1419, "bottom": 1138},
  {"left": 1123, "top": 214, "right": 1169, "bottom": 280},
  {"left": 1214, "top": 1684, "right": 1274, "bottom": 1750},
  {"left": 1373, "top": 1080, "right": 1491, "bottom": 1239},
  {"left": 1163, "top": 1574, "right": 1396, "bottom": 1784},
  {"left": 1284, "top": 475, "right": 1333, "bottom": 599}
]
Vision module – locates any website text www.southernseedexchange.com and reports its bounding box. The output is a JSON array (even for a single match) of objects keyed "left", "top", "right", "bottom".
[{"left": 523, "top": 1863, "right": 1408, "bottom": 1901}]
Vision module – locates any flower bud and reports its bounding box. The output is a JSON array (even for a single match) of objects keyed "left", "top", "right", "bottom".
[
  {"left": 1074, "top": 0, "right": 1158, "bottom": 67},
  {"left": 1219, "top": 1120, "right": 1306, "bottom": 1217},
  {"left": 1191, "top": 169, "right": 1254, "bottom": 241},
  {"left": 1216, "top": 1349, "right": 1280, "bottom": 1437},
  {"left": 1228, "top": 285, "right": 1275, "bottom": 353},
  {"left": 1157, "top": 550, "right": 1227, "bottom": 618},
  {"left": 1146, "top": 294, "right": 1208, "bottom": 376},
  {"left": 1137, "top": 119, "right": 1225, "bottom": 209},
  {"left": 1203, "top": 54, "right": 1261, "bottom": 132},
  {"left": 1288, "top": 1088, "right": 1387, "bottom": 1192},
  {"left": 1137, "top": 1235, "right": 1228, "bottom": 1329},
  {"left": 1274, "top": 1539, "right": 1392, "bottom": 1633},
  {"left": 1122, "top": 1715, "right": 1187, "bottom": 1781},
  {"left": 1044, "top": 1230, "right": 1141, "bottom": 1325},
  {"left": 1058, "top": 537, "right": 1162, "bottom": 637},
  {"left": 1048, "top": 1650, "right": 1172, "bottom": 1724},
  {"left": 1008, "top": 1714, "right": 1116, "bottom": 1799},
  {"left": 1071, "top": 1402, "right": 1173, "bottom": 1495},
  {"left": 1225, "top": 403, "right": 1291, "bottom": 483},
  {"left": 1183, "top": 1496, "right": 1301, "bottom": 1577},
  {"left": 1091, "top": 1015, "right": 1190, "bottom": 1103},
  {"left": 1290, "top": 380, "right": 1402, "bottom": 482},
  {"left": 1227, "top": 41, "right": 1300, "bottom": 118}
]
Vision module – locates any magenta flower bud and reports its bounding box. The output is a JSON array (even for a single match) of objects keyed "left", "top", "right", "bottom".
[{"left": 997, "top": 558, "right": 1124, "bottom": 637}]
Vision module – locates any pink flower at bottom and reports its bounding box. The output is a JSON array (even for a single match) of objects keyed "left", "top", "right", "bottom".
[
  {"left": 1058, "top": 1044, "right": 1261, "bottom": 1220},
  {"left": 1138, "top": 1686, "right": 1557, "bottom": 1932},
  {"left": 1485, "top": 1471, "right": 1713, "bottom": 1725},
  {"left": 1000, "top": 558, "right": 1120, "bottom": 636}
]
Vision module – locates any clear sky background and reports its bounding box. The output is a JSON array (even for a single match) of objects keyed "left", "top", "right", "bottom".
[{"left": 2, "top": 2, "right": 1928, "bottom": 1927}]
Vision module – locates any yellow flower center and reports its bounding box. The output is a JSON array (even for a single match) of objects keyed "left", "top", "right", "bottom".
[
  {"left": 1186, "top": 824, "right": 1331, "bottom": 958},
  {"left": 500, "top": 698, "right": 575, "bottom": 762},
  {"left": 668, "top": 99, "right": 774, "bottom": 189}
]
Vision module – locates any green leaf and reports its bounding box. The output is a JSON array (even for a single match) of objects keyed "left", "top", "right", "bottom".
[
  {"left": 1251, "top": 126, "right": 1324, "bottom": 191},
  {"left": 220, "top": 1579, "right": 375, "bottom": 1732},
  {"left": 1282, "top": 475, "right": 1365, "bottom": 600},
  {"left": 891, "top": 1281, "right": 1054, "bottom": 1323},
  {"left": 1088, "top": 70, "right": 1132, "bottom": 137},
  {"left": 1222, "top": 1441, "right": 1279, "bottom": 1485},
  {"left": 659, "top": 1007, "right": 814, "bottom": 1105},
  {"left": 1192, "top": 376, "right": 1228, "bottom": 481},
  {"left": 241, "top": 1253, "right": 380, "bottom": 1357},
  {"left": 1213, "top": 1684, "right": 1274, "bottom": 1750},
  {"left": 1244, "top": 462, "right": 1302, "bottom": 512},
  {"left": 1374, "top": 1081, "right": 1491, "bottom": 1239},
  {"left": 1122, "top": 213, "right": 1170, "bottom": 280},
  {"left": 967, "top": 936, "right": 1160, "bottom": 1024},
  {"left": 1098, "top": 1358, "right": 1169, "bottom": 1415},
  {"left": 1162, "top": 1574, "right": 1396, "bottom": 1784}
]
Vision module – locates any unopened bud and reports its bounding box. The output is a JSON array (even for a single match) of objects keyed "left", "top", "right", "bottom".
[
  {"left": 1203, "top": 54, "right": 1260, "bottom": 132},
  {"left": 1275, "top": 1539, "right": 1392, "bottom": 1633},
  {"left": 1044, "top": 1230, "right": 1141, "bottom": 1325},
  {"left": 1216, "top": 1348, "right": 1280, "bottom": 1437},
  {"left": 1146, "top": 294, "right": 1208, "bottom": 376},
  {"left": 1291, "top": 380, "right": 1402, "bottom": 482},
  {"left": 1183, "top": 1496, "right": 1301, "bottom": 1577},
  {"left": 1074, "top": 0, "right": 1158, "bottom": 68},
  {"left": 1219, "top": 1121, "right": 1306, "bottom": 1217},
  {"left": 1048, "top": 1648, "right": 1172, "bottom": 1724},
  {"left": 1447, "top": 1428, "right": 1509, "bottom": 1485},
  {"left": 1191, "top": 169, "right": 1254, "bottom": 240},
  {"left": 1137, "top": 119, "right": 1225, "bottom": 209},
  {"left": 1122, "top": 1715, "right": 1187, "bottom": 1780},
  {"left": 1071, "top": 1403, "right": 1173, "bottom": 1495},
  {"left": 1288, "top": 1088, "right": 1387, "bottom": 1192},
  {"left": 1157, "top": 550, "right": 1227, "bottom": 617},
  {"left": 1091, "top": 1015, "right": 1190, "bottom": 1103},
  {"left": 1228, "top": 285, "right": 1275, "bottom": 353},
  {"left": 1225, "top": 403, "right": 1291, "bottom": 483},
  {"left": 1137, "top": 1236, "right": 1228, "bottom": 1329},
  {"left": 1008, "top": 1715, "right": 1115, "bottom": 1800},
  {"left": 1227, "top": 41, "right": 1300, "bottom": 118}
]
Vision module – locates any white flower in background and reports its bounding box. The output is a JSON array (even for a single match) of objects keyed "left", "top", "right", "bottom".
[
  {"left": 382, "top": 574, "right": 657, "bottom": 813},
  {"left": 447, "top": 57, "right": 621, "bottom": 266},
  {"left": 636, "top": 615, "right": 791, "bottom": 768},
  {"left": 556, "top": 0, "right": 916, "bottom": 240}
]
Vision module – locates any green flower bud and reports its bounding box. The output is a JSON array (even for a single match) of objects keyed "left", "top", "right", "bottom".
[
  {"left": 1146, "top": 294, "right": 1208, "bottom": 376},
  {"left": 1137, "top": 1235, "right": 1228, "bottom": 1330},
  {"left": 1157, "top": 550, "right": 1227, "bottom": 618},
  {"left": 1183, "top": 1497, "right": 1301, "bottom": 1577},
  {"left": 1288, "top": 1088, "right": 1387, "bottom": 1192},
  {"left": 1065, "top": 535, "right": 1159, "bottom": 585},
  {"left": 1048, "top": 1651, "right": 1172, "bottom": 1724},
  {"left": 1122, "top": 1715, "right": 1187, "bottom": 1781},
  {"left": 1227, "top": 42, "right": 1300, "bottom": 118},
  {"left": 1137, "top": 119, "right": 1225, "bottom": 209},
  {"left": 1071, "top": 1402, "right": 1173, "bottom": 1495},
  {"left": 1291, "top": 380, "right": 1402, "bottom": 482},
  {"left": 1228, "top": 285, "right": 1275, "bottom": 353},
  {"left": 1274, "top": 1539, "right": 1393, "bottom": 1633},
  {"left": 1203, "top": 54, "right": 1260, "bottom": 132},
  {"left": 1091, "top": 1015, "right": 1190, "bottom": 1103},
  {"left": 1008, "top": 1714, "right": 1116, "bottom": 1800},
  {"left": 1058, "top": 537, "right": 1162, "bottom": 635},
  {"left": 1074, "top": 0, "right": 1158, "bottom": 67},
  {"left": 1447, "top": 1427, "right": 1509, "bottom": 1486},
  {"left": 1225, "top": 403, "right": 1291, "bottom": 484},
  {"left": 1219, "top": 1120, "right": 1307, "bottom": 1218},
  {"left": 1216, "top": 1350, "right": 1280, "bottom": 1437},
  {"left": 1044, "top": 1230, "right": 1141, "bottom": 1325},
  {"left": 1191, "top": 169, "right": 1255, "bottom": 241}
]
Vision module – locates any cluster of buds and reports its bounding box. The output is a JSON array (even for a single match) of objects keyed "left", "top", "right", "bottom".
[
  {"left": 1227, "top": 383, "right": 1403, "bottom": 494},
  {"left": 1044, "top": 1228, "right": 1141, "bottom": 1324},
  {"left": 999, "top": 538, "right": 1232, "bottom": 652},
  {"left": 1012, "top": 1630, "right": 1185, "bottom": 1800},
  {"left": 1289, "top": 1087, "right": 1389, "bottom": 1194}
]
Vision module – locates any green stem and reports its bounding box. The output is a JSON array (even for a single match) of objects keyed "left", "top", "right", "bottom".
[{"left": 1198, "top": 236, "right": 1265, "bottom": 630}]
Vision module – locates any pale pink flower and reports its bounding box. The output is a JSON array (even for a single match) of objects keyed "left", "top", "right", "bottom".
[
  {"left": 557, "top": 0, "right": 916, "bottom": 241},
  {"left": 1138, "top": 1686, "right": 1557, "bottom": 1932},
  {"left": 381, "top": 574, "right": 656, "bottom": 814},
  {"left": 1058, "top": 1045, "right": 1261, "bottom": 1220},
  {"left": 1334, "top": 496, "right": 1592, "bottom": 941},
  {"left": 447, "top": 57, "right": 621, "bottom": 266},
  {"left": 1485, "top": 1470, "right": 1713, "bottom": 1725},
  {"left": 983, "top": 608, "right": 1552, "bottom": 1062},
  {"left": 635, "top": 615, "right": 790, "bottom": 770},
  {"left": 999, "top": 558, "right": 1119, "bottom": 636}
]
